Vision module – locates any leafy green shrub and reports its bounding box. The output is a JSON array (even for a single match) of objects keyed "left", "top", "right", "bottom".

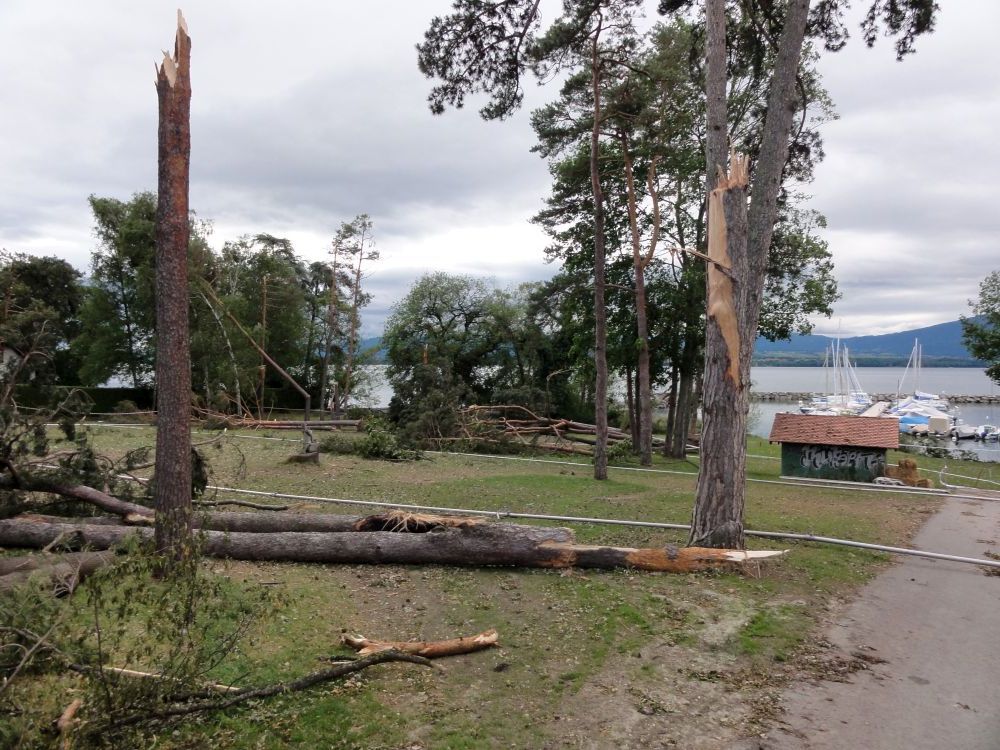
[
  {"left": 318, "top": 432, "right": 357, "bottom": 455},
  {"left": 605, "top": 439, "right": 634, "bottom": 463},
  {"left": 357, "top": 417, "right": 421, "bottom": 461}
]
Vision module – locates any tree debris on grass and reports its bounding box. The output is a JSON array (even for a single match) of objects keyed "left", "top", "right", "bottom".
[{"left": 342, "top": 628, "right": 499, "bottom": 658}]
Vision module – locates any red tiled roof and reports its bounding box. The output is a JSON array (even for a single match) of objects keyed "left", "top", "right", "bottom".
[{"left": 768, "top": 412, "right": 899, "bottom": 449}]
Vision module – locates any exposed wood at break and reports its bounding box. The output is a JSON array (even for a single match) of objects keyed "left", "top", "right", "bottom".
[
  {"left": 689, "top": 151, "right": 751, "bottom": 550},
  {"left": 0, "top": 550, "right": 113, "bottom": 577},
  {"left": 352, "top": 511, "right": 485, "bottom": 533},
  {"left": 706, "top": 154, "right": 748, "bottom": 386},
  {"left": 56, "top": 698, "right": 83, "bottom": 750},
  {"left": 343, "top": 629, "right": 499, "bottom": 658},
  {"left": 0, "top": 518, "right": 785, "bottom": 574}
]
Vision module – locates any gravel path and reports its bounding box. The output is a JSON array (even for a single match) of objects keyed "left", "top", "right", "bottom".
[{"left": 760, "top": 492, "right": 1000, "bottom": 749}]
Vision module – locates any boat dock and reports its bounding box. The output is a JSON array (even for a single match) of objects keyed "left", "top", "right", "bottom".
[{"left": 859, "top": 401, "right": 891, "bottom": 417}]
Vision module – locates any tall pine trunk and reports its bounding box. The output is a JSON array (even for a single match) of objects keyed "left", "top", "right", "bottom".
[
  {"left": 621, "top": 140, "right": 658, "bottom": 466},
  {"left": 153, "top": 11, "right": 193, "bottom": 563},
  {"left": 690, "top": 0, "right": 811, "bottom": 548},
  {"left": 590, "top": 22, "right": 609, "bottom": 481}
]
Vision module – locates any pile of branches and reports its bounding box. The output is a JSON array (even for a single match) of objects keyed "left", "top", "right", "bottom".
[{"left": 452, "top": 405, "right": 637, "bottom": 455}]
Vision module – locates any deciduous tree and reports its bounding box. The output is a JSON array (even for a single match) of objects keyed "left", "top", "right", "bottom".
[{"left": 962, "top": 271, "right": 1000, "bottom": 386}]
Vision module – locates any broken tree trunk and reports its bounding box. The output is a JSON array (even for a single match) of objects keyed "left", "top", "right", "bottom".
[
  {"left": 690, "top": 155, "right": 750, "bottom": 549},
  {"left": 343, "top": 629, "right": 498, "bottom": 658},
  {"left": 0, "top": 517, "right": 784, "bottom": 573},
  {"left": 153, "top": 10, "right": 194, "bottom": 563},
  {"left": 691, "top": 0, "right": 812, "bottom": 549}
]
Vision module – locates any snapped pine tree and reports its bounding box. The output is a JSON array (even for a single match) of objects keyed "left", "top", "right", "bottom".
[{"left": 153, "top": 10, "right": 194, "bottom": 562}]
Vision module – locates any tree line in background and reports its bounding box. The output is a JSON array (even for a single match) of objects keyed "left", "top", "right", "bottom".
[
  {"left": 390, "top": 10, "right": 839, "bottom": 461},
  {"left": 0, "top": 200, "right": 379, "bottom": 417}
]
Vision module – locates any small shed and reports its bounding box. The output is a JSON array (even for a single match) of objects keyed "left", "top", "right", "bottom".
[{"left": 769, "top": 413, "right": 899, "bottom": 483}]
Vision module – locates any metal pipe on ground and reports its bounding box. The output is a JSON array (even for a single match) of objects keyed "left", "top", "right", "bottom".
[{"left": 151, "top": 480, "right": 1000, "bottom": 572}]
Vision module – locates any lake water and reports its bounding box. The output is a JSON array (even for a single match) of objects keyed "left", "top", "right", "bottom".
[
  {"left": 748, "top": 367, "right": 1000, "bottom": 463},
  {"left": 359, "top": 365, "right": 1000, "bottom": 460},
  {"left": 750, "top": 366, "right": 997, "bottom": 396},
  {"left": 364, "top": 365, "right": 997, "bottom": 409}
]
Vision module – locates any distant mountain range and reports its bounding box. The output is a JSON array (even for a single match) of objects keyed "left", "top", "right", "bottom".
[
  {"left": 753, "top": 319, "right": 984, "bottom": 366},
  {"left": 361, "top": 320, "right": 984, "bottom": 367}
]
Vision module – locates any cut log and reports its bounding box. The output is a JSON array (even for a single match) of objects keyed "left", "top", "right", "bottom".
[
  {"left": 343, "top": 628, "right": 498, "bottom": 658},
  {"left": 0, "top": 518, "right": 784, "bottom": 573}
]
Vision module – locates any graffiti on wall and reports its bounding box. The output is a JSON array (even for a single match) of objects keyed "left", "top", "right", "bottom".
[{"left": 799, "top": 445, "right": 884, "bottom": 473}]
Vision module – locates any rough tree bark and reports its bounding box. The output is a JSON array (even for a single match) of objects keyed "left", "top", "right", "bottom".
[
  {"left": 690, "top": 155, "right": 749, "bottom": 548},
  {"left": 690, "top": 0, "right": 812, "bottom": 548},
  {"left": 621, "top": 141, "right": 660, "bottom": 465},
  {"left": 320, "top": 238, "right": 342, "bottom": 415},
  {"left": 590, "top": 16, "right": 610, "bottom": 481},
  {"left": 153, "top": 10, "right": 193, "bottom": 562}
]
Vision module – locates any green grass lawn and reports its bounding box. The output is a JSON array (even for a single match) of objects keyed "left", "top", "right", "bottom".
[{"left": 3, "top": 426, "right": 982, "bottom": 749}]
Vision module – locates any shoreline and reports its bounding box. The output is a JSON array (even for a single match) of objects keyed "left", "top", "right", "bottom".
[{"left": 751, "top": 392, "right": 1000, "bottom": 404}]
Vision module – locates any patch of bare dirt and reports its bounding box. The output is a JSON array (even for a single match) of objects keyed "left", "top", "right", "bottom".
[{"left": 543, "top": 644, "right": 754, "bottom": 750}]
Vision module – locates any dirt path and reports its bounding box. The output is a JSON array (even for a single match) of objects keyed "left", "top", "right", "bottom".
[{"left": 760, "top": 492, "right": 1000, "bottom": 749}]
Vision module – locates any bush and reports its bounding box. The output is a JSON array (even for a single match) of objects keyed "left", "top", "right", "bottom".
[
  {"left": 357, "top": 417, "right": 421, "bottom": 461},
  {"left": 605, "top": 439, "right": 634, "bottom": 463},
  {"left": 318, "top": 432, "right": 358, "bottom": 455}
]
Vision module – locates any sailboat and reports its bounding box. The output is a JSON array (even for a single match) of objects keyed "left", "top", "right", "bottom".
[
  {"left": 800, "top": 339, "right": 872, "bottom": 415},
  {"left": 894, "top": 339, "right": 951, "bottom": 411},
  {"left": 889, "top": 339, "right": 957, "bottom": 435}
]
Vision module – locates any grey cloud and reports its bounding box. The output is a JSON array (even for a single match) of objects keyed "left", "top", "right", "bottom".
[{"left": 2, "top": 1, "right": 998, "bottom": 340}]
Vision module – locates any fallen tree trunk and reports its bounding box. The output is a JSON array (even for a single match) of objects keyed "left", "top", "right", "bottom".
[
  {"left": 343, "top": 628, "right": 498, "bottom": 657},
  {"left": 0, "top": 550, "right": 117, "bottom": 594},
  {"left": 0, "top": 475, "right": 152, "bottom": 522},
  {"left": 15, "top": 511, "right": 575, "bottom": 539},
  {"left": 0, "top": 518, "right": 783, "bottom": 573}
]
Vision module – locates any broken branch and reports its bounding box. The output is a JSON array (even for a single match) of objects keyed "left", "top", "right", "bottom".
[{"left": 342, "top": 629, "right": 499, "bottom": 658}]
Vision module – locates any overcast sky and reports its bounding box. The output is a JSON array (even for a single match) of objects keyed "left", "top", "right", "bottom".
[{"left": 1, "top": 1, "right": 996, "bottom": 338}]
